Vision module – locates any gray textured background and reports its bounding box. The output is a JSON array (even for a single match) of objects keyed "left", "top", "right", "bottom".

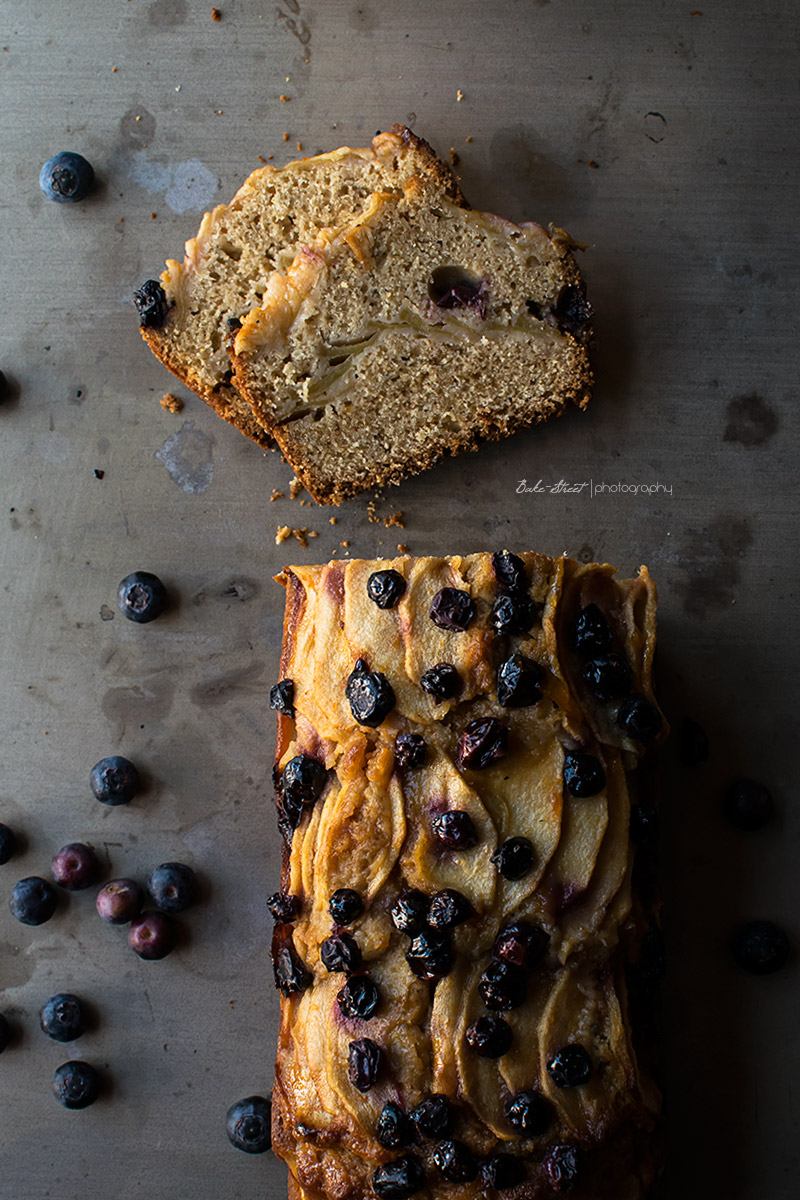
[{"left": 1, "top": 1, "right": 798, "bottom": 1197}]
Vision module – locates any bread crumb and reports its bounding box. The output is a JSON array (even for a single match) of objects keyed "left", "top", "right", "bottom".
[
  {"left": 257, "top": 155, "right": 267, "bottom": 163},
  {"left": 270, "top": 489, "right": 285, "bottom": 501},
  {"left": 456, "top": 89, "right": 464, "bottom": 102},
  {"left": 384, "top": 511, "right": 404, "bottom": 528},
  {"left": 276, "top": 525, "right": 316, "bottom": 547},
  {"left": 289, "top": 476, "right": 303, "bottom": 499},
  {"left": 588, "top": 159, "right": 599, "bottom": 169},
  {"left": 449, "top": 147, "right": 460, "bottom": 166},
  {"left": 161, "top": 392, "right": 184, "bottom": 414},
  {"left": 397, "top": 543, "right": 410, "bottom": 554},
  {"left": 297, "top": 141, "right": 303, "bottom": 153},
  {"left": 340, "top": 540, "right": 350, "bottom": 548},
  {"left": 329, "top": 516, "right": 337, "bottom": 524},
  {"left": 211, "top": 7, "right": 222, "bottom": 19},
  {"left": 112, "top": 66, "right": 118, "bottom": 72},
  {"left": 280, "top": 94, "right": 291, "bottom": 102},
  {"left": 213, "top": 109, "right": 224, "bottom": 115},
  {"left": 150, "top": 211, "right": 157, "bottom": 219},
  {"left": 465, "top": 136, "right": 473, "bottom": 143},
  {"left": 283, "top": 132, "right": 290, "bottom": 142}
]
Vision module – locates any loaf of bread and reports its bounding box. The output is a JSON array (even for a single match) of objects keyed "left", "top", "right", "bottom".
[
  {"left": 134, "top": 127, "right": 464, "bottom": 446},
  {"left": 234, "top": 190, "right": 592, "bottom": 503},
  {"left": 269, "top": 550, "right": 664, "bottom": 1200}
]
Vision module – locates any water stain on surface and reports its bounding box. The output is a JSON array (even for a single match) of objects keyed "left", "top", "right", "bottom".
[
  {"left": 102, "top": 673, "right": 178, "bottom": 731},
  {"left": 675, "top": 515, "right": 753, "bottom": 617},
  {"left": 120, "top": 107, "right": 157, "bottom": 151},
  {"left": 148, "top": 0, "right": 187, "bottom": 27},
  {"left": 156, "top": 422, "right": 214, "bottom": 493},
  {"left": 190, "top": 662, "right": 266, "bottom": 708},
  {"left": 193, "top": 577, "right": 260, "bottom": 605},
  {"left": 723, "top": 394, "right": 779, "bottom": 447}
]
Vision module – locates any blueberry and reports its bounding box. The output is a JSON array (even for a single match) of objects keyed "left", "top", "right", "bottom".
[
  {"left": 116, "top": 570, "right": 168, "bottom": 624},
  {"left": 320, "top": 932, "right": 362, "bottom": 974},
  {"left": 411, "top": 1094, "right": 453, "bottom": 1140},
  {"left": 372, "top": 1154, "right": 426, "bottom": 1199},
  {"left": 496, "top": 653, "right": 543, "bottom": 708},
  {"left": 572, "top": 603, "right": 612, "bottom": 657},
  {"left": 480, "top": 1153, "right": 526, "bottom": 1190},
  {"left": 40, "top": 994, "right": 87, "bottom": 1043},
  {"left": 618, "top": 694, "right": 662, "bottom": 740},
  {"left": 504, "top": 1089, "right": 553, "bottom": 1136},
  {"left": 431, "top": 810, "right": 478, "bottom": 849},
  {"left": 329, "top": 887, "right": 364, "bottom": 925},
  {"left": 725, "top": 779, "right": 774, "bottom": 831},
  {"left": 405, "top": 930, "right": 453, "bottom": 980},
  {"left": 336, "top": 975, "right": 379, "bottom": 1021},
  {"left": 345, "top": 659, "right": 396, "bottom": 727},
  {"left": 0, "top": 1013, "right": 12, "bottom": 1053},
  {"left": 51, "top": 843, "right": 99, "bottom": 891},
  {"left": 563, "top": 751, "right": 606, "bottom": 798},
  {"left": 493, "top": 922, "right": 549, "bottom": 969},
  {"left": 269, "top": 679, "right": 295, "bottom": 717},
  {"left": 148, "top": 862, "right": 197, "bottom": 914},
  {"left": 127, "top": 911, "right": 176, "bottom": 960},
  {"left": 478, "top": 961, "right": 527, "bottom": 1011},
  {"left": 465, "top": 1015, "right": 513, "bottom": 1058},
  {"left": 376, "top": 1101, "right": 415, "bottom": 1149},
  {"left": 90, "top": 755, "right": 140, "bottom": 806},
  {"left": 266, "top": 891, "right": 299, "bottom": 923},
  {"left": 420, "top": 662, "right": 462, "bottom": 701},
  {"left": 427, "top": 889, "right": 473, "bottom": 930},
  {"left": 9, "top": 876, "right": 58, "bottom": 926},
  {"left": 0, "top": 822, "right": 17, "bottom": 865},
  {"left": 432, "top": 1139, "right": 478, "bottom": 1183},
  {"left": 543, "top": 1144, "right": 582, "bottom": 1193},
  {"left": 394, "top": 733, "right": 428, "bottom": 769},
  {"left": 629, "top": 799, "right": 659, "bottom": 848},
  {"left": 428, "top": 266, "right": 488, "bottom": 317},
  {"left": 429, "top": 588, "right": 476, "bottom": 631},
  {"left": 39, "top": 152, "right": 94, "bottom": 203},
  {"left": 281, "top": 755, "right": 327, "bottom": 810},
  {"left": 53, "top": 1060, "right": 101, "bottom": 1109},
  {"left": 680, "top": 717, "right": 710, "bottom": 765},
  {"left": 456, "top": 718, "right": 508, "bottom": 770},
  {"left": 96, "top": 878, "right": 143, "bottom": 925},
  {"left": 225, "top": 1095, "right": 271, "bottom": 1153},
  {"left": 547, "top": 1044, "right": 592, "bottom": 1087},
  {"left": 348, "top": 1036, "right": 382, "bottom": 1091},
  {"left": 491, "top": 837, "right": 535, "bottom": 880},
  {"left": 732, "top": 920, "right": 789, "bottom": 974},
  {"left": 554, "top": 284, "right": 593, "bottom": 338},
  {"left": 582, "top": 654, "right": 633, "bottom": 702},
  {"left": 134, "top": 279, "right": 170, "bottom": 329},
  {"left": 272, "top": 927, "right": 311, "bottom": 995},
  {"left": 367, "top": 569, "right": 407, "bottom": 609},
  {"left": 491, "top": 550, "right": 527, "bottom": 595},
  {"left": 490, "top": 594, "right": 537, "bottom": 635},
  {"left": 390, "top": 889, "right": 429, "bottom": 935}
]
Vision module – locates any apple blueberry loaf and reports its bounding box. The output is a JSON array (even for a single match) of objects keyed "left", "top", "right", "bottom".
[
  {"left": 133, "top": 126, "right": 464, "bottom": 445},
  {"left": 268, "top": 550, "right": 665, "bottom": 1200}
]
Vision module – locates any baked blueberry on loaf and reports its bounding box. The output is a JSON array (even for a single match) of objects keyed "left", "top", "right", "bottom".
[
  {"left": 269, "top": 551, "right": 664, "bottom": 1200},
  {"left": 134, "top": 127, "right": 464, "bottom": 446}
]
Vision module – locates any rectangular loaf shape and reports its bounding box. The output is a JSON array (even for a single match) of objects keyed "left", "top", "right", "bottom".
[{"left": 270, "top": 551, "right": 664, "bottom": 1200}]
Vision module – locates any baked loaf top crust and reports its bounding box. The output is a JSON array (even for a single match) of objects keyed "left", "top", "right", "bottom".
[{"left": 270, "top": 552, "right": 664, "bottom": 1200}]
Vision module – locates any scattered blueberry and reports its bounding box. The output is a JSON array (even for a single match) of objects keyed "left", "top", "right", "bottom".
[
  {"left": 281, "top": 755, "right": 327, "bottom": 811},
  {"left": 543, "top": 1144, "right": 582, "bottom": 1193},
  {"left": 40, "top": 993, "right": 87, "bottom": 1043},
  {"left": 134, "top": 279, "right": 170, "bottom": 329},
  {"left": 96, "top": 878, "right": 143, "bottom": 925},
  {"left": 376, "top": 1101, "right": 415, "bottom": 1149},
  {"left": 432, "top": 1139, "right": 478, "bottom": 1183},
  {"left": 547, "top": 1044, "right": 593, "bottom": 1087},
  {"left": 367, "top": 569, "right": 407, "bottom": 609},
  {"left": 489, "top": 594, "right": 537, "bottom": 635},
  {"left": 478, "top": 961, "right": 527, "bottom": 1011},
  {"left": 0, "top": 1013, "right": 12, "bottom": 1053},
  {"left": 491, "top": 837, "right": 535, "bottom": 880},
  {"left": 496, "top": 653, "right": 543, "bottom": 708},
  {"left": 320, "top": 932, "right": 362, "bottom": 974},
  {"left": 348, "top": 1036, "right": 382, "bottom": 1091},
  {"left": 465, "top": 1015, "right": 513, "bottom": 1058},
  {"left": 390, "top": 889, "right": 429, "bottom": 935},
  {"left": 411, "top": 1095, "right": 453, "bottom": 1140},
  {"left": 337, "top": 975, "right": 379, "bottom": 1021},
  {"left": 90, "top": 755, "right": 140, "bottom": 806},
  {"left": 582, "top": 653, "right": 633, "bottom": 702},
  {"left": 427, "top": 889, "right": 473, "bottom": 930},
  {"left": 272, "top": 927, "right": 311, "bottom": 995},
  {"left": 504, "top": 1089, "right": 553, "bottom": 1136},
  {"left": 116, "top": 570, "right": 168, "bottom": 624},
  {"left": 480, "top": 1154, "right": 526, "bottom": 1190},
  {"left": 346, "top": 659, "right": 396, "bottom": 727},
  {"left": 39, "top": 151, "right": 94, "bottom": 203},
  {"left": 51, "top": 843, "right": 98, "bottom": 891},
  {"left": 617, "top": 694, "right": 662, "bottom": 740},
  {"left": 431, "top": 810, "right": 478, "bottom": 849},
  {"left": 127, "top": 911, "right": 176, "bottom": 960},
  {"left": 9, "top": 876, "right": 58, "bottom": 926},
  {"left": 572, "top": 604, "right": 612, "bottom": 657},
  {"left": 725, "top": 779, "right": 774, "bottom": 831},
  {"left": 405, "top": 930, "right": 453, "bottom": 980},
  {"left": 563, "top": 751, "right": 606, "bottom": 798},
  {"left": 225, "top": 1095, "right": 272, "bottom": 1153},
  {"left": 329, "top": 888, "right": 364, "bottom": 925},
  {"left": 148, "top": 862, "right": 197, "bottom": 914},
  {"left": 493, "top": 922, "right": 549, "bottom": 969},
  {"left": 420, "top": 663, "right": 462, "bottom": 702},
  {"left": 269, "top": 679, "right": 295, "bottom": 717},
  {"left": 680, "top": 717, "right": 709, "bottom": 765},
  {"left": 491, "top": 550, "right": 527, "bottom": 595},
  {"left": 266, "top": 891, "right": 299, "bottom": 923},
  {"left": 0, "top": 822, "right": 17, "bottom": 865},
  {"left": 457, "top": 718, "right": 508, "bottom": 770},
  {"left": 732, "top": 920, "right": 790, "bottom": 975},
  {"left": 394, "top": 733, "right": 428, "bottom": 770},
  {"left": 429, "top": 588, "right": 476, "bottom": 631},
  {"left": 372, "top": 1154, "right": 426, "bottom": 1199},
  {"left": 52, "top": 1060, "right": 101, "bottom": 1109}
]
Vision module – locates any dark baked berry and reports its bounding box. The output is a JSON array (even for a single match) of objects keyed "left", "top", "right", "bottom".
[
  {"left": 391, "top": 889, "right": 429, "bottom": 935},
  {"left": 266, "top": 891, "right": 299, "bottom": 923},
  {"left": 428, "top": 265, "right": 488, "bottom": 318},
  {"left": 429, "top": 588, "right": 476, "bottom": 631},
  {"left": 420, "top": 662, "right": 462, "bottom": 701},
  {"left": 329, "top": 887, "right": 364, "bottom": 925},
  {"left": 394, "top": 733, "right": 428, "bottom": 769},
  {"left": 618, "top": 694, "right": 662, "bottom": 740},
  {"left": 629, "top": 799, "right": 659, "bottom": 848},
  {"left": 724, "top": 779, "right": 774, "bottom": 831},
  {"left": 432, "top": 1139, "right": 478, "bottom": 1183},
  {"left": 376, "top": 1101, "right": 415, "bottom": 1149},
  {"left": 372, "top": 1154, "right": 426, "bottom": 1199},
  {"left": 367, "top": 569, "right": 407, "bottom": 609},
  {"left": 732, "top": 920, "right": 789, "bottom": 975},
  {"left": 427, "top": 889, "right": 473, "bottom": 930},
  {"left": 116, "top": 570, "right": 168, "bottom": 623},
  {"left": 226, "top": 1095, "right": 272, "bottom": 1153},
  {"left": 133, "top": 279, "right": 170, "bottom": 329},
  {"left": 563, "top": 751, "right": 606, "bottom": 798},
  {"left": 0, "top": 1013, "right": 12, "bottom": 1053},
  {"left": 493, "top": 922, "right": 549, "bottom": 969},
  {"left": 272, "top": 927, "right": 311, "bottom": 995},
  {"left": 9, "top": 876, "right": 58, "bottom": 926},
  {"left": 504, "top": 1089, "right": 553, "bottom": 1136},
  {"left": 348, "top": 1036, "right": 382, "bottom": 1091},
  {"left": 90, "top": 755, "right": 140, "bottom": 806},
  {"left": 582, "top": 653, "right": 633, "bottom": 702},
  {"left": 321, "top": 932, "right": 362, "bottom": 974},
  {"left": 457, "top": 718, "right": 508, "bottom": 770},
  {"left": 547, "top": 1044, "right": 593, "bottom": 1087},
  {"left": 346, "top": 659, "right": 396, "bottom": 727},
  {"left": 431, "top": 810, "right": 478, "bottom": 849},
  {"left": 478, "top": 961, "right": 528, "bottom": 1010},
  {"left": 51, "top": 843, "right": 98, "bottom": 890},
  {"left": 411, "top": 1094, "right": 453, "bottom": 1140},
  {"left": 491, "top": 550, "right": 527, "bottom": 595},
  {"left": 490, "top": 594, "right": 537, "bottom": 635},
  {"left": 39, "top": 151, "right": 94, "bottom": 203},
  {"left": 337, "top": 975, "right": 379, "bottom": 1021},
  {"left": 406, "top": 930, "right": 453, "bottom": 980},
  {"left": 52, "top": 1060, "right": 100, "bottom": 1109},
  {"left": 543, "top": 1144, "right": 582, "bottom": 1193},
  {"left": 0, "top": 822, "right": 17, "bottom": 865},
  {"left": 481, "top": 1153, "right": 526, "bottom": 1190},
  {"left": 269, "top": 679, "right": 295, "bottom": 717},
  {"left": 554, "top": 284, "right": 593, "bottom": 338},
  {"left": 491, "top": 837, "right": 535, "bottom": 880},
  {"left": 680, "top": 717, "right": 709, "bottom": 765},
  {"left": 96, "top": 878, "right": 143, "bottom": 925},
  {"left": 128, "top": 911, "right": 176, "bottom": 960},
  {"left": 40, "top": 994, "right": 87, "bottom": 1043},
  {"left": 496, "top": 653, "right": 543, "bottom": 708},
  {"left": 281, "top": 755, "right": 327, "bottom": 809},
  {"left": 572, "top": 603, "right": 612, "bottom": 657},
  {"left": 148, "top": 862, "right": 197, "bottom": 913},
  {"left": 465, "top": 1015, "right": 513, "bottom": 1058}
]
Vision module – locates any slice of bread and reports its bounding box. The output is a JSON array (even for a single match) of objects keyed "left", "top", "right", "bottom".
[
  {"left": 134, "top": 127, "right": 464, "bottom": 447},
  {"left": 231, "top": 186, "right": 593, "bottom": 503}
]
